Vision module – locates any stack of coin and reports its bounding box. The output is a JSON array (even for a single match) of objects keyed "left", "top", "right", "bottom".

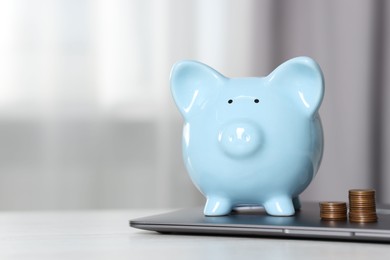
[
  {"left": 319, "top": 202, "right": 347, "bottom": 221},
  {"left": 349, "top": 189, "right": 378, "bottom": 223}
]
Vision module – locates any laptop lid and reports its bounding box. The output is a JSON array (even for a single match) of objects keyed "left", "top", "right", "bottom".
[{"left": 130, "top": 202, "right": 390, "bottom": 242}]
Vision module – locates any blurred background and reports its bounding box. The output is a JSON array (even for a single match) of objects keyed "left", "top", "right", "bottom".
[{"left": 0, "top": 0, "right": 389, "bottom": 210}]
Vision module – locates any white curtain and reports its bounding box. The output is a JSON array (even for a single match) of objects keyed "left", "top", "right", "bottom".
[{"left": 0, "top": 0, "right": 389, "bottom": 209}]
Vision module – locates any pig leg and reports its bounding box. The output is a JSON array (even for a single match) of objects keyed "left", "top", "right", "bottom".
[
  {"left": 263, "top": 196, "right": 295, "bottom": 216},
  {"left": 292, "top": 196, "right": 301, "bottom": 211},
  {"left": 204, "top": 196, "right": 232, "bottom": 216}
]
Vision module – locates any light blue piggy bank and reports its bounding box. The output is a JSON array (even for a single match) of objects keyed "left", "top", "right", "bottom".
[{"left": 170, "top": 57, "right": 324, "bottom": 216}]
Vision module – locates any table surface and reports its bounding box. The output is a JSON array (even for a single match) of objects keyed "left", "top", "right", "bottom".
[{"left": 1, "top": 209, "right": 390, "bottom": 260}]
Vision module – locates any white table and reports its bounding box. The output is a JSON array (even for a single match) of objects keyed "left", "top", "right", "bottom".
[{"left": 0, "top": 209, "right": 389, "bottom": 260}]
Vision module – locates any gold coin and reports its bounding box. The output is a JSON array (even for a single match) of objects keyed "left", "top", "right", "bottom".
[
  {"left": 349, "top": 218, "right": 378, "bottom": 223},
  {"left": 322, "top": 213, "right": 348, "bottom": 216},
  {"left": 320, "top": 201, "right": 346, "bottom": 206},
  {"left": 321, "top": 217, "right": 347, "bottom": 220},
  {"left": 350, "top": 208, "right": 376, "bottom": 211},
  {"left": 349, "top": 189, "right": 376, "bottom": 193}
]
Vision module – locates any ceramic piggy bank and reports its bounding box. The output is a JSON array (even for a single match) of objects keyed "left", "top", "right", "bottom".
[{"left": 170, "top": 57, "right": 324, "bottom": 216}]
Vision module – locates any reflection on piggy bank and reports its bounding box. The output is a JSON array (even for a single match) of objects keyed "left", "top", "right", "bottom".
[{"left": 170, "top": 57, "right": 324, "bottom": 216}]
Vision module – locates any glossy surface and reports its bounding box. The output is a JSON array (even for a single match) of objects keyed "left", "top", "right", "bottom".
[{"left": 170, "top": 57, "right": 324, "bottom": 216}]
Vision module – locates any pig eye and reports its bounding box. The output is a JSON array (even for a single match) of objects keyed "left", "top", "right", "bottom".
[
  {"left": 228, "top": 99, "right": 233, "bottom": 104},
  {"left": 254, "top": 99, "right": 260, "bottom": 103}
]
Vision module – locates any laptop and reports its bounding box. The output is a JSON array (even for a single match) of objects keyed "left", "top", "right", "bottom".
[{"left": 130, "top": 201, "right": 390, "bottom": 242}]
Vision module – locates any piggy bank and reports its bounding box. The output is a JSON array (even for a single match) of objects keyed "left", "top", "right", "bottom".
[{"left": 170, "top": 57, "right": 324, "bottom": 216}]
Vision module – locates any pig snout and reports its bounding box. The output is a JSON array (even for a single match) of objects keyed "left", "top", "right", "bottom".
[{"left": 218, "top": 121, "right": 262, "bottom": 158}]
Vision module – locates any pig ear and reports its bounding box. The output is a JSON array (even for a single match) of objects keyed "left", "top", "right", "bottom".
[
  {"left": 268, "top": 57, "right": 324, "bottom": 115},
  {"left": 170, "top": 60, "right": 226, "bottom": 118}
]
